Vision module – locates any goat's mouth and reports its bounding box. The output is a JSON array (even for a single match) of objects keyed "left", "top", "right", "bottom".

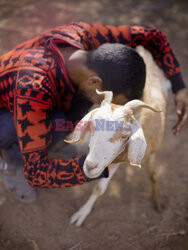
[{"left": 83, "top": 164, "right": 106, "bottom": 179}]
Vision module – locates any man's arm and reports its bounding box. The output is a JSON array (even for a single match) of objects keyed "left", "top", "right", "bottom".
[
  {"left": 128, "top": 25, "right": 188, "bottom": 132},
  {"left": 129, "top": 26, "right": 186, "bottom": 93},
  {"left": 72, "top": 22, "right": 188, "bottom": 133},
  {"left": 74, "top": 22, "right": 185, "bottom": 92},
  {"left": 14, "top": 77, "right": 89, "bottom": 188}
]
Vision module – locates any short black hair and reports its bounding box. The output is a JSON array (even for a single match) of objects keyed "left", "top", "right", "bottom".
[{"left": 86, "top": 44, "right": 146, "bottom": 100}]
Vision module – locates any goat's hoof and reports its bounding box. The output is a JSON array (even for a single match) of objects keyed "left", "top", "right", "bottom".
[
  {"left": 70, "top": 210, "right": 88, "bottom": 227},
  {"left": 152, "top": 195, "right": 165, "bottom": 212}
]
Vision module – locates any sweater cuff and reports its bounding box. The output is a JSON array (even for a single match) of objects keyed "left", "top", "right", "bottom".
[
  {"left": 79, "top": 155, "right": 109, "bottom": 182},
  {"left": 169, "top": 73, "right": 186, "bottom": 93}
]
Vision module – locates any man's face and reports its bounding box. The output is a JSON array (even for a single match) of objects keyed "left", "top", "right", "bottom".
[
  {"left": 80, "top": 88, "right": 128, "bottom": 105},
  {"left": 79, "top": 78, "right": 129, "bottom": 105},
  {"left": 78, "top": 83, "right": 104, "bottom": 104},
  {"left": 77, "top": 76, "right": 102, "bottom": 104},
  {"left": 113, "top": 94, "right": 129, "bottom": 105}
]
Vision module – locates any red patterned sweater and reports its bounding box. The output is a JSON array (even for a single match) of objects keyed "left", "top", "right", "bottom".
[{"left": 0, "top": 22, "right": 186, "bottom": 187}]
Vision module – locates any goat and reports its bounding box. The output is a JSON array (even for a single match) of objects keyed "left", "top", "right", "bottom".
[{"left": 61, "top": 46, "right": 171, "bottom": 227}]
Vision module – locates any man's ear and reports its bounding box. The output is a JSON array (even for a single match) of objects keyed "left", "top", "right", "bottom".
[{"left": 87, "top": 76, "right": 102, "bottom": 89}]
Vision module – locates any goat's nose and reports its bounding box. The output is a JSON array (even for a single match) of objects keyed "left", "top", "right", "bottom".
[{"left": 85, "top": 160, "right": 97, "bottom": 171}]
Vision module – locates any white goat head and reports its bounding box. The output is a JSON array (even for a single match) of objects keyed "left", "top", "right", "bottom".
[{"left": 65, "top": 90, "right": 160, "bottom": 179}]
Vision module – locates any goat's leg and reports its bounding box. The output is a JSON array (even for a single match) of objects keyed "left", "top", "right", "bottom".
[
  {"left": 146, "top": 153, "right": 164, "bottom": 211},
  {"left": 70, "top": 163, "right": 120, "bottom": 227}
]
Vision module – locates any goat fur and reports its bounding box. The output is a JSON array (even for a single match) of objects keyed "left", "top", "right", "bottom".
[{"left": 51, "top": 46, "right": 171, "bottom": 226}]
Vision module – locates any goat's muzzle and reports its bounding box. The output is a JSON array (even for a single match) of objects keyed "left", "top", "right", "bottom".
[{"left": 83, "top": 160, "right": 103, "bottom": 178}]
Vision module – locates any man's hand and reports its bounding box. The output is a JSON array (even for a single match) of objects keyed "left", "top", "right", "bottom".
[{"left": 173, "top": 88, "right": 188, "bottom": 135}]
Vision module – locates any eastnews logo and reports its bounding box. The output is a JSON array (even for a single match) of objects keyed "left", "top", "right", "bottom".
[{"left": 55, "top": 119, "right": 131, "bottom": 131}]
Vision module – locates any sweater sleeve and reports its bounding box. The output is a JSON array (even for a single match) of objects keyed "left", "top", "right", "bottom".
[
  {"left": 14, "top": 76, "right": 106, "bottom": 188},
  {"left": 129, "top": 25, "right": 186, "bottom": 93},
  {"left": 72, "top": 22, "right": 186, "bottom": 93}
]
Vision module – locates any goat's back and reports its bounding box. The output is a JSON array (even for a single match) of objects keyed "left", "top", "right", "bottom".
[{"left": 135, "top": 46, "right": 170, "bottom": 160}]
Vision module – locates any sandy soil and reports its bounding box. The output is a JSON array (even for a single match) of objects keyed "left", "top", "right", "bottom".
[{"left": 0, "top": 0, "right": 187, "bottom": 249}]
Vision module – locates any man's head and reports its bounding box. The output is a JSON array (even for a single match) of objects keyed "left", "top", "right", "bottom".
[{"left": 66, "top": 44, "right": 146, "bottom": 104}]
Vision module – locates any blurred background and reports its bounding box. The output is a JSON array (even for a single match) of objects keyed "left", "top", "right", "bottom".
[{"left": 0, "top": 0, "right": 187, "bottom": 250}]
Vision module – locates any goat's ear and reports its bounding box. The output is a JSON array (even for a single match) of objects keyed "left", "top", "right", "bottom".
[
  {"left": 127, "top": 120, "right": 147, "bottom": 168},
  {"left": 96, "top": 89, "right": 113, "bottom": 106},
  {"left": 64, "top": 110, "right": 93, "bottom": 144}
]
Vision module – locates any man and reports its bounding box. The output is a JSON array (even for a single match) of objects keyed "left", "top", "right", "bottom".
[{"left": 0, "top": 22, "right": 187, "bottom": 202}]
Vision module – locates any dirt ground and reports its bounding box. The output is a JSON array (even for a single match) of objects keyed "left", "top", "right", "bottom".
[{"left": 0, "top": 0, "right": 188, "bottom": 249}]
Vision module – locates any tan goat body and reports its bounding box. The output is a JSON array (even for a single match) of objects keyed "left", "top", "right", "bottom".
[{"left": 49, "top": 46, "right": 171, "bottom": 227}]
